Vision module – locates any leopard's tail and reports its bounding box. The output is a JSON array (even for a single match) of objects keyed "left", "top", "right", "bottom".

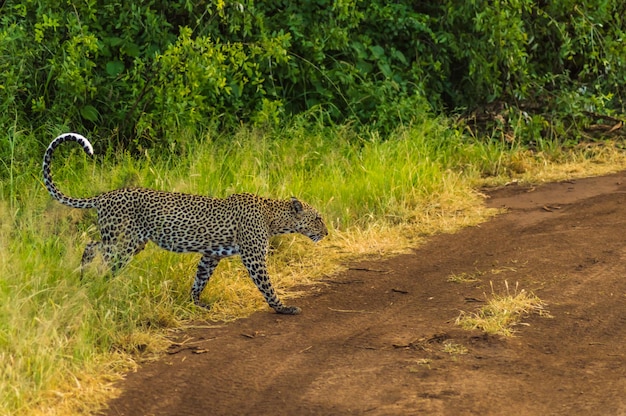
[{"left": 43, "top": 133, "right": 98, "bottom": 209}]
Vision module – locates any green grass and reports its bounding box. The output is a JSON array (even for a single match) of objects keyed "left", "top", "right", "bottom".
[{"left": 1, "top": 118, "right": 626, "bottom": 415}]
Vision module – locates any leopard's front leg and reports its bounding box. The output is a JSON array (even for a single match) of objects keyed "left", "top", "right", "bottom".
[
  {"left": 191, "top": 255, "right": 220, "bottom": 308},
  {"left": 240, "top": 250, "right": 301, "bottom": 315}
]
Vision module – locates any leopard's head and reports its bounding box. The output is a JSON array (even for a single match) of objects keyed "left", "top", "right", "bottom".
[{"left": 272, "top": 197, "right": 328, "bottom": 242}]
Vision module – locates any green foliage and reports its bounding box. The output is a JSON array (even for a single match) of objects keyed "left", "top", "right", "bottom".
[
  {"left": 0, "top": 0, "right": 625, "bottom": 156},
  {"left": 439, "top": 0, "right": 625, "bottom": 144}
]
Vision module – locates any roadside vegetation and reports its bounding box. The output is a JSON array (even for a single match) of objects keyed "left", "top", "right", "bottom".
[
  {"left": 1, "top": 1, "right": 625, "bottom": 414},
  {"left": 3, "top": 118, "right": 625, "bottom": 416}
]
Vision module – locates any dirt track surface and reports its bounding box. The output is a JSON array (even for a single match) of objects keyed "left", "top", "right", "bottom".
[{"left": 103, "top": 173, "right": 626, "bottom": 416}]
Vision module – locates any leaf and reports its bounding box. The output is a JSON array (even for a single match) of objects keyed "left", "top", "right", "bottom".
[
  {"left": 122, "top": 42, "right": 141, "bottom": 57},
  {"left": 356, "top": 59, "right": 373, "bottom": 74},
  {"left": 378, "top": 62, "right": 392, "bottom": 78},
  {"left": 369, "top": 45, "right": 385, "bottom": 60},
  {"left": 106, "top": 61, "right": 125, "bottom": 77},
  {"left": 105, "top": 36, "right": 124, "bottom": 47},
  {"left": 80, "top": 105, "right": 99, "bottom": 122},
  {"left": 391, "top": 49, "right": 408, "bottom": 65},
  {"left": 351, "top": 41, "right": 368, "bottom": 59}
]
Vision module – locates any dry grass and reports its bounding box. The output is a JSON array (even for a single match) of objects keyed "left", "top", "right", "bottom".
[
  {"left": 442, "top": 341, "right": 469, "bottom": 355},
  {"left": 447, "top": 270, "right": 485, "bottom": 283},
  {"left": 478, "top": 143, "right": 626, "bottom": 188},
  {"left": 455, "top": 281, "right": 550, "bottom": 336}
]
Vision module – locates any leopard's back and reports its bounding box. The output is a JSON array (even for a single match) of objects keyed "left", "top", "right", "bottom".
[{"left": 107, "top": 188, "right": 241, "bottom": 253}]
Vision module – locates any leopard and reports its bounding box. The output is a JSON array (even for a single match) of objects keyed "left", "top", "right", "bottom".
[{"left": 43, "top": 133, "right": 328, "bottom": 315}]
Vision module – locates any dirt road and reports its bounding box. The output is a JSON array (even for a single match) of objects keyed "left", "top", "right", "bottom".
[{"left": 102, "top": 173, "right": 626, "bottom": 415}]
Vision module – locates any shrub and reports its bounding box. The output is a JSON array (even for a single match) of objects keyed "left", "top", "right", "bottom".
[{"left": 0, "top": 0, "right": 624, "bottom": 156}]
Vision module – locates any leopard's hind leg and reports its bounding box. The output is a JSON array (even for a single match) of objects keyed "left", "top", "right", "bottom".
[
  {"left": 191, "top": 255, "right": 220, "bottom": 308},
  {"left": 104, "top": 237, "right": 148, "bottom": 273},
  {"left": 81, "top": 241, "right": 102, "bottom": 267},
  {"left": 80, "top": 241, "right": 102, "bottom": 279},
  {"left": 81, "top": 237, "right": 147, "bottom": 276}
]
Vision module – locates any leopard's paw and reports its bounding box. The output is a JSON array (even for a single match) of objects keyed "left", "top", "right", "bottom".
[{"left": 275, "top": 305, "right": 302, "bottom": 315}]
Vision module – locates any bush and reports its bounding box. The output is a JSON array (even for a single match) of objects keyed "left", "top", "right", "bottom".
[
  {"left": 0, "top": 0, "right": 624, "bottom": 156},
  {"left": 439, "top": 0, "right": 625, "bottom": 144}
]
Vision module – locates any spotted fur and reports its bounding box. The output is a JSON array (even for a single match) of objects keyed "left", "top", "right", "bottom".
[{"left": 43, "top": 133, "right": 328, "bottom": 314}]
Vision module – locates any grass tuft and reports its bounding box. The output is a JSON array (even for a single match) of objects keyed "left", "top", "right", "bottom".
[
  {"left": 447, "top": 270, "right": 485, "bottom": 283},
  {"left": 455, "top": 281, "right": 549, "bottom": 336},
  {"left": 442, "top": 341, "right": 469, "bottom": 355}
]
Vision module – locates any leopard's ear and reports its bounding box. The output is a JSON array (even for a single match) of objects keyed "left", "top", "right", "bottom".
[{"left": 291, "top": 196, "right": 304, "bottom": 218}]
